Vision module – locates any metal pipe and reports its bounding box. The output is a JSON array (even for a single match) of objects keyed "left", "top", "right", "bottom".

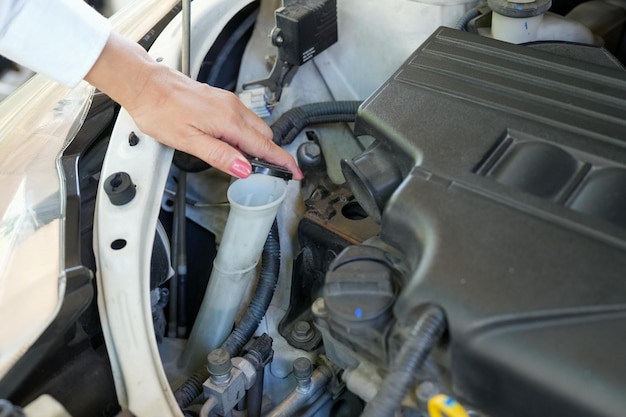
[
  {"left": 176, "top": 171, "right": 188, "bottom": 337},
  {"left": 266, "top": 366, "right": 333, "bottom": 417},
  {"left": 299, "top": 392, "right": 332, "bottom": 417},
  {"left": 245, "top": 366, "right": 265, "bottom": 417},
  {"left": 172, "top": 0, "right": 191, "bottom": 338},
  {"left": 199, "top": 396, "right": 218, "bottom": 417},
  {"left": 168, "top": 180, "right": 180, "bottom": 338},
  {"left": 182, "top": 0, "right": 191, "bottom": 77}
]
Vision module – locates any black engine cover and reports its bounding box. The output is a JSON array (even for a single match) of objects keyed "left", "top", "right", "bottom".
[{"left": 355, "top": 28, "right": 626, "bottom": 417}]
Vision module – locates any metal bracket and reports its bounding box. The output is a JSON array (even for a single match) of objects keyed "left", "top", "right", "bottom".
[{"left": 242, "top": 58, "right": 297, "bottom": 105}]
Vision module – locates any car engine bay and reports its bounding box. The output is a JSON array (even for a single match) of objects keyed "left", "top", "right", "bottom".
[{"left": 1, "top": 0, "right": 626, "bottom": 416}]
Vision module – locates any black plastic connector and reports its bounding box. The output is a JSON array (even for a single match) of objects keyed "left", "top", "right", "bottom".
[{"left": 273, "top": 0, "right": 338, "bottom": 66}]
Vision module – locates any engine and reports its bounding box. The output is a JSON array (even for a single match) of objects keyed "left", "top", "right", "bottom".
[
  {"left": 1, "top": 0, "right": 626, "bottom": 416},
  {"left": 313, "top": 27, "right": 626, "bottom": 417}
]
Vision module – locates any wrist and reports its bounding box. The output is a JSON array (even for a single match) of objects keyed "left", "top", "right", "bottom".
[{"left": 85, "top": 32, "right": 163, "bottom": 112}]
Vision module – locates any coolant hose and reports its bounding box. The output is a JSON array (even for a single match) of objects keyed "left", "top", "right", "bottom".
[
  {"left": 174, "top": 221, "right": 281, "bottom": 409},
  {"left": 271, "top": 101, "right": 361, "bottom": 145},
  {"left": 453, "top": 0, "right": 486, "bottom": 30},
  {"left": 221, "top": 220, "right": 281, "bottom": 357},
  {"left": 361, "top": 305, "right": 447, "bottom": 417},
  {"left": 174, "top": 367, "right": 208, "bottom": 410}
]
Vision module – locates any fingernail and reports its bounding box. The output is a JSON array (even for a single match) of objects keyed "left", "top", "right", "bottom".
[
  {"left": 230, "top": 159, "right": 252, "bottom": 178},
  {"left": 296, "top": 167, "right": 304, "bottom": 179}
]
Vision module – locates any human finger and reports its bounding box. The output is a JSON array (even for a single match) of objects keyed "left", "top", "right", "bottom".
[
  {"left": 193, "top": 95, "right": 303, "bottom": 179},
  {"left": 176, "top": 130, "right": 252, "bottom": 178}
]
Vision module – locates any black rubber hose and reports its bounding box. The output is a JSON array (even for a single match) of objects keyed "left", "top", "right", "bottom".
[
  {"left": 222, "top": 220, "right": 281, "bottom": 357},
  {"left": 453, "top": 1, "right": 486, "bottom": 30},
  {"left": 174, "top": 365, "right": 209, "bottom": 410},
  {"left": 361, "top": 305, "right": 447, "bottom": 417},
  {"left": 271, "top": 101, "right": 362, "bottom": 146},
  {"left": 174, "top": 221, "right": 281, "bottom": 409}
]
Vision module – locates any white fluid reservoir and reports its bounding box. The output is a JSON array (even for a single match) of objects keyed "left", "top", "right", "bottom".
[{"left": 181, "top": 174, "right": 287, "bottom": 372}]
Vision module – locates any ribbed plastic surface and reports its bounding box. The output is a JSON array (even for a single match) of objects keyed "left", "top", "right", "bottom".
[{"left": 356, "top": 27, "right": 626, "bottom": 417}]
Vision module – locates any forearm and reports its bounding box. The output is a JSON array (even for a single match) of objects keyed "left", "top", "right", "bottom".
[
  {"left": 84, "top": 32, "right": 160, "bottom": 113},
  {"left": 0, "top": 0, "right": 302, "bottom": 179},
  {"left": 84, "top": 32, "right": 302, "bottom": 179}
]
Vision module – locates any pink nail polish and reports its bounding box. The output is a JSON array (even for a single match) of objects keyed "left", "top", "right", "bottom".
[{"left": 230, "top": 159, "right": 252, "bottom": 178}]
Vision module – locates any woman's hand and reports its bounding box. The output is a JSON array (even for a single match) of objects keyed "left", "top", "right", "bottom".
[{"left": 86, "top": 32, "right": 302, "bottom": 180}]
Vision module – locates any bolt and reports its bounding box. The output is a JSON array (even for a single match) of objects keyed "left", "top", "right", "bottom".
[
  {"left": 208, "top": 348, "right": 232, "bottom": 385},
  {"left": 291, "top": 320, "right": 315, "bottom": 343},
  {"left": 128, "top": 131, "right": 140, "bottom": 146},
  {"left": 293, "top": 357, "right": 313, "bottom": 391},
  {"left": 297, "top": 142, "right": 323, "bottom": 168},
  {"left": 264, "top": 55, "right": 277, "bottom": 72},
  {"left": 271, "top": 28, "right": 285, "bottom": 47},
  {"left": 415, "top": 381, "right": 439, "bottom": 409},
  {"left": 303, "top": 142, "right": 321, "bottom": 159}
]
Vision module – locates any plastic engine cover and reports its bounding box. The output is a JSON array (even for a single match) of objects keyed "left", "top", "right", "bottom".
[{"left": 355, "top": 28, "right": 626, "bottom": 417}]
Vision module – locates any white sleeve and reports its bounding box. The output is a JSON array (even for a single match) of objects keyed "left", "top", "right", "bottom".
[{"left": 0, "top": 0, "right": 111, "bottom": 87}]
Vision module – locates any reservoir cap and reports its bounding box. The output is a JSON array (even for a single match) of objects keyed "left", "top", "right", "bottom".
[{"left": 249, "top": 158, "right": 293, "bottom": 181}]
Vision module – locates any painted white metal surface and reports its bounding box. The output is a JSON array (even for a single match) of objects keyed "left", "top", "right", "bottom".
[{"left": 94, "top": 0, "right": 255, "bottom": 414}]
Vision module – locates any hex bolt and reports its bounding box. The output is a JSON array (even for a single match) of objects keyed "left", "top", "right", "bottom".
[
  {"left": 304, "top": 142, "right": 321, "bottom": 158},
  {"left": 291, "top": 320, "right": 315, "bottom": 344},
  {"left": 297, "top": 142, "right": 323, "bottom": 168},
  {"left": 104, "top": 172, "right": 136, "bottom": 206},
  {"left": 293, "top": 357, "right": 313, "bottom": 391},
  {"left": 207, "top": 348, "right": 232, "bottom": 385},
  {"left": 128, "top": 131, "right": 140, "bottom": 146},
  {"left": 415, "top": 381, "right": 439, "bottom": 409}
]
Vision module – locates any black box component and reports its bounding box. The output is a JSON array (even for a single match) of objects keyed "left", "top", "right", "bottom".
[
  {"left": 273, "top": 0, "right": 338, "bottom": 66},
  {"left": 354, "top": 28, "right": 626, "bottom": 417}
]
